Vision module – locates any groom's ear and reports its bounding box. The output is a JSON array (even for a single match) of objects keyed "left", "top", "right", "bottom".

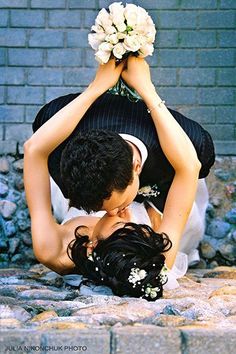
[{"left": 133, "top": 158, "right": 141, "bottom": 175}]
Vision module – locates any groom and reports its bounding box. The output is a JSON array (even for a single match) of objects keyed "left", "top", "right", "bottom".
[{"left": 33, "top": 60, "right": 215, "bottom": 216}]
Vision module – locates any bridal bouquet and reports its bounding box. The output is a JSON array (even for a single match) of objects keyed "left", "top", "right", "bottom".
[{"left": 88, "top": 2, "right": 156, "bottom": 64}]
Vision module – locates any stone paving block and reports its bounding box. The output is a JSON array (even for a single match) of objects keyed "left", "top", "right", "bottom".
[
  {"left": 8, "top": 48, "right": 43, "bottom": 66},
  {"left": 217, "top": 68, "right": 236, "bottom": 86},
  {"left": 151, "top": 68, "right": 177, "bottom": 86},
  {"left": 67, "top": 30, "right": 90, "bottom": 48},
  {"left": 0, "top": 28, "right": 26, "bottom": 47},
  {"left": 134, "top": 0, "right": 179, "bottom": 9},
  {"left": 156, "top": 30, "right": 178, "bottom": 48},
  {"left": 48, "top": 10, "right": 82, "bottom": 28},
  {"left": 181, "top": 328, "right": 236, "bottom": 354},
  {"left": 199, "top": 88, "right": 235, "bottom": 105},
  {"left": 5, "top": 124, "right": 32, "bottom": 142},
  {"left": 84, "top": 10, "right": 99, "bottom": 28},
  {"left": 199, "top": 49, "right": 235, "bottom": 67},
  {"left": 25, "top": 105, "right": 42, "bottom": 123},
  {"left": 159, "top": 87, "right": 197, "bottom": 105},
  {"left": 45, "top": 87, "right": 80, "bottom": 102},
  {"left": 0, "top": 48, "right": 5, "bottom": 65},
  {"left": 216, "top": 107, "right": 236, "bottom": 124},
  {"left": 218, "top": 30, "right": 236, "bottom": 47},
  {"left": 181, "top": 0, "right": 217, "bottom": 9},
  {"left": 220, "top": 0, "right": 236, "bottom": 8},
  {"left": 179, "top": 107, "right": 215, "bottom": 124},
  {"left": 159, "top": 49, "right": 196, "bottom": 67},
  {"left": 7, "top": 86, "right": 44, "bottom": 105},
  {"left": 10, "top": 10, "right": 45, "bottom": 27},
  {"left": 203, "top": 124, "right": 234, "bottom": 140},
  {"left": 69, "top": 0, "right": 96, "bottom": 8},
  {"left": 0, "top": 105, "right": 24, "bottom": 123},
  {"left": 0, "top": 10, "right": 8, "bottom": 26},
  {"left": 111, "top": 325, "right": 181, "bottom": 354},
  {"left": 28, "top": 68, "right": 63, "bottom": 86},
  {"left": 0, "top": 0, "right": 27, "bottom": 7},
  {"left": 159, "top": 11, "right": 197, "bottom": 29},
  {"left": 199, "top": 11, "right": 235, "bottom": 28},
  {"left": 0, "top": 86, "right": 5, "bottom": 104},
  {"left": 0, "top": 330, "right": 41, "bottom": 354},
  {"left": 180, "top": 30, "right": 216, "bottom": 48},
  {"left": 179, "top": 68, "right": 216, "bottom": 86},
  {"left": 47, "top": 49, "right": 83, "bottom": 67},
  {"left": 29, "top": 29, "right": 64, "bottom": 48},
  {"left": 41, "top": 329, "right": 110, "bottom": 354},
  {"left": 214, "top": 140, "right": 236, "bottom": 155},
  {"left": 31, "top": 0, "right": 66, "bottom": 8},
  {"left": 0, "top": 67, "right": 24, "bottom": 85},
  {"left": 64, "top": 68, "right": 96, "bottom": 86}
]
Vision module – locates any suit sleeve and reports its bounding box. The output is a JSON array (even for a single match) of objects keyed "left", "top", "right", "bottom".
[{"left": 168, "top": 108, "right": 215, "bottom": 178}]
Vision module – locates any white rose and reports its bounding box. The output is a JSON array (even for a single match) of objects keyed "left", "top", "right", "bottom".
[
  {"left": 145, "top": 26, "right": 156, "bottom": 43},
  {"left": 109, "top": 2, "right": 125, "bottom": 25},
  {"left": 95, "top": 50, "right": 111, "bottom": 64},
  {"left": 106, "top": 33, "right": 119, "bottom": 45},
  {"left": 124, "top": 4, "right": 138, "bottom": 27},
  {"left": 88, "top": 33, "right": 103, "bottom": 50},
  {"left": 95, "top": 8, "right": 112, "bottom": 28},
  {"left": 116, "top": 22, "right": 127, "bottom": 32},
  {"left": 138, "top": 43, "right": 154, "bottom": 58},
  {"left": 113, "top": 42, "right": 126, "bottom": 59},
  {"left": 103, "top": 25, "right": 117, "bottom": 35},
  {"left": 137, "top": 6, "right": 149, "bottom": 27},
  {"left": 117, "top": 32, "right": 126, "bottom": 40},
  {"left": 91, "top": 24, "right": 104, "bottom": 34},
  {"left": 123, "top": 35, "right": 141, "bottom": 52},
  {"left": 98, "top": 42, "right": 113, "bottom": 52}
]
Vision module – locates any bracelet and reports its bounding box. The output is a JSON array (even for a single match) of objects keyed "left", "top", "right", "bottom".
[{"left": 147, "top": 100, "right": 166, "bottom": 114}]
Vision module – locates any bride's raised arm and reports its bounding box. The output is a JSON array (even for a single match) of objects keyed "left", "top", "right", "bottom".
[
  {"left": 122, "top": 57, "right": 201, "bottom": 269},
  {"left": 23, "top": 60, "right": 124, "bottom": 272}
]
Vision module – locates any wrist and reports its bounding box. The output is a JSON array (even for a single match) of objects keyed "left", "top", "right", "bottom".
[{"left": 85, "top": 82, "right": 106, "bottom": 99}]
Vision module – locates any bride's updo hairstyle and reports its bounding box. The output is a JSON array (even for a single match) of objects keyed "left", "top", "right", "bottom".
[{"left": 67, "top": 223, "right": 172, "bottom": 301}]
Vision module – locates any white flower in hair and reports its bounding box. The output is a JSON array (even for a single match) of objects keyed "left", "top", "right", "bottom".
[
  {"left": 128, "top": 267, "right": 147, "bottom": 285},
  {"left": 88, "top": 2, "right": 156, "bottom": 64},
  {"left": 138, "top": 184, "right": 160, "bottom": 198}
]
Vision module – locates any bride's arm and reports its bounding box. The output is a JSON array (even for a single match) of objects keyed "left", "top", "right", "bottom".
[
  {"left": 24, "top": 60, "right": 125, "bottom": 272},
  {"left": 122, "top": 57, "right": 201, "bottom": 268}
]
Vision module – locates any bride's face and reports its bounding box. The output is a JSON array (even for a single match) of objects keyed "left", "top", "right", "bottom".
[{"left": 74, "top": 208, "right": 132, "bottom": 245}]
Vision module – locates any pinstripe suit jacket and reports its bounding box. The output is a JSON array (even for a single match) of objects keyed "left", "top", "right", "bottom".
[{"left": 33, "top": 92, "right": 215, "bottom": 212}]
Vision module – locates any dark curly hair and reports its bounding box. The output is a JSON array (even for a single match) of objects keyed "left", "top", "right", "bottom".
[
  {"left": 60, "top": 130, "right": 133, "bottom": 213},
  {"left": 67, "top": 223, "right": 172, "bottom": 301}
]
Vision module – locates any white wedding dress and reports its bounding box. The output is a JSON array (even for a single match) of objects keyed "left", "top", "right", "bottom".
[{"left": 50, "top": 178, "right": 208, "bottom": 293}]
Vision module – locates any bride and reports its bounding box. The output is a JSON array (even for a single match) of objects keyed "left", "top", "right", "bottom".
[{"left": 24, "top": 58, "right": 210, "bottom": 301}]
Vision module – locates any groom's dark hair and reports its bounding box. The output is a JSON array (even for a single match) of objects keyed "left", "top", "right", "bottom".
[{"left": 60, "top": 130, "right": 133, "bottom": 213}]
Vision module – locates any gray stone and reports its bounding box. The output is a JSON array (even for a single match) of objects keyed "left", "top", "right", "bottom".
[
  {"left": 0, "top": 157, "right": 9, "bottom": 173},
  {"left": 0, "top": 304, "right": 31, "bottom": 322},
  {"left": 0, "top": 239, "right": 8, "bottom": 252},
  {"left": 0, "top": 200, "right": 17, "bottom": 219},
  {"left": 0, "top": 330, "right": 41, "bottom": 353},
  {"left": 181, "top": 328, "right": 236, "bottom": 354},
  {"left": 42, "top": 329, "right": 110, "bottom": 354},
  {"left": 200, "top": 240, "right": 217, "bottom": 259},
  {"left": 12, "top": 159, "right": 24, "bottom": 172},
  {"left": 112, "top": 325, "right": 181, "bottom": 354},
  {"left": 6, "top": 190, "right": 21, "bottom": 203},
  {"left": 8, "top": 238, "right": 20, "bottom": 254},
  {"left": 214, "top": 168, "right": 232, "bottom": 181},
  {"left": 22, "top": 232, "right": 32, "bottom": 246},
  {"left": 225, "top": 209, "right": 236, "bottom": 224},
  {"left": 219, "top": 242, "right": 236, "bottom": 261},
  {"left": 14, "top": 175, "right": 24, "bottom": 190},
  {"left": 207, "top": 219, "right": 231, "bottom": 238},
  {"left": 0, "top": 180, "right": 8, "bottom": 197},
  {"left": 18, "top": 289, "right": 78, "bottom": 301},
  {"left": 5, "top": 221, "right": 17, "bottom": 237}
]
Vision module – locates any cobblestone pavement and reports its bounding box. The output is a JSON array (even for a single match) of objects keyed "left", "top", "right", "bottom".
[{"left": 0, "top": 264, "right": 236, "bottom": 354}]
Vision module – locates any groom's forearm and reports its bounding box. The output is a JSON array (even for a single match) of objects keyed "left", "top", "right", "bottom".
[{"left": 25, "top": 86, "right": 101, "bottom": 156}]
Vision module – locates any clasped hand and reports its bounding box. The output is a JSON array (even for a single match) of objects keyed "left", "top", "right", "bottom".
[{"left": 89, "top": 57, "right": 155, "bottom": 99}]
